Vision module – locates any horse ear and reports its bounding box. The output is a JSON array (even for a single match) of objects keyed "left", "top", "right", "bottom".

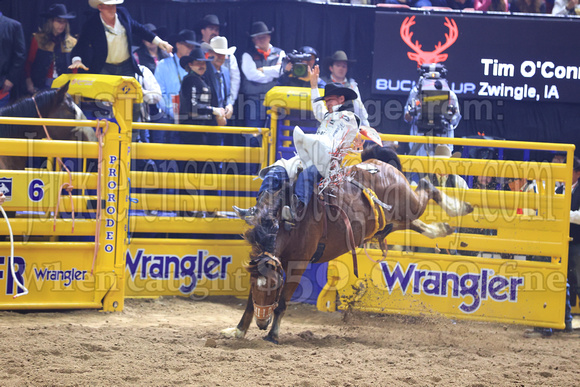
[{"left": 55, "top": 81, "right": 70, "bottom": 102}]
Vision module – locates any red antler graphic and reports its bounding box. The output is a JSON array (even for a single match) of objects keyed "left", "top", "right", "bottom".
[{"left": 400, "top": 16, "right": 458, "bottom": 67}]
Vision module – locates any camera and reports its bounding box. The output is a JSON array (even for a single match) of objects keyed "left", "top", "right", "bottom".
[
  {"left": 284, "top": 50, "right": 313, "bottom": 78},
  {"left": 411, "top": 64, "right": 455, "bottom": 134}
]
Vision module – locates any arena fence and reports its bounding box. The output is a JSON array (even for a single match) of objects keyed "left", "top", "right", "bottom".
[
  {"left": 317, "top": 134, "right": 574, "bottom": 330},
  {"left": 0, "top": 78, "right": 574, "bottom": 331},
  {"left": 0, "top": 74, "right": 269, "bottom": 310},
  {"left": 265, "top": 87, "right": 574, "bottom": 329}
]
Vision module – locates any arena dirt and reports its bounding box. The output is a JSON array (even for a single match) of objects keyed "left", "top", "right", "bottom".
[{"left": 0, "top": 296, "right": 578, "bottom": 386}]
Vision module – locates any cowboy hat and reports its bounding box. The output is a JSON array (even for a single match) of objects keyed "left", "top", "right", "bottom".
[
  {"left": 179, "top": 48, "right": 212, "bottom": 71},
  {"left": 40, "top": 3, "right": 76, "bottom": 19},
  {"left": 314, "top": 83, "right": 358, "bottom": 103},
  {"left": 249, "top": 21, "right": 274, "bottom": 37},
  {"left": 89, "top": 0, "right": 124, "bottom": 9},
  {"left": 327, "top": 50, "right": 356, "bottom": 65},
  {"left": 201, "top": 36, "right": 236, "bottom": 56},
  {"left": 198, "top": 14, "right": 226, "bottom": 29},
  {"left": 433, "top": 145, "right": 461, "bottom": 158},
  {"left": 169, "top": 29, "right": 199, "bottom": 47}
]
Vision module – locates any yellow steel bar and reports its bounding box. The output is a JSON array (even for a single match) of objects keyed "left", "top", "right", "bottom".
[
  {"left": 0, "top": 116, "right": 106, "bottom": 128},
  {"left": 0, "top": 170, "right": 98, "bottom": 190},
  {"left": 129, "top": 238, "right": 250, "bottom": 246},
  {"left": 131, "top": 216, "right": 247, "bottom": 234},
  {"left": 129, "top": 171, "right": 261, "bottom": 191},
  {"left": 0, "top": 138, "right": 98, "bottom": 158},
  {"left": 0, "top": 302, "right": 102, "bottom": 310},
  {"left": 269, "top": 108, "right": 280, "bottom": 165},
  {"left": 131, "top": 193, "right": 254, "bottom": 212},
  {"left": 261, "top": 122, "right": 271, "bottom": 171},
  {"left": 418, "top": 208, "right": 566, "bottom": 231},
  {"left": 0, "top": 219, "right": 96, "bottom": 236},
  {"left": 380, "top": 133, "right": 575, "bottom": 152},
  {"left": 133, "top": 121, "right": 269, "bottom": 135},
  {"left": 400, "top": 156, "right": 568, "bottom": 179},
  {"left": 132, "top": 143, "right": 262, "bottom": 163},
  {"left": 387, "top": 231, "right": 562, "bottom": 256},
  {"left": 6, "top": 195, "right": 96, "bottom": 212},
  {"left": 428, "top": 188, "right": 567, "bottom": 211}
]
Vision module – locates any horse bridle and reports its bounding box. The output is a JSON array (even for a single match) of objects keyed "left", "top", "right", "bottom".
[{"left": 252, "top": 252, "right": 284, "bottom": 320}]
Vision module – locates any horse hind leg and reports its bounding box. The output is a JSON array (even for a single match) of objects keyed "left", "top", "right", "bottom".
[
  {"left": 417, "top": 178, "right": 473, "bottom": 217},
  {"left": 410, "top": 219, "right": 454, "bottom": 239}
]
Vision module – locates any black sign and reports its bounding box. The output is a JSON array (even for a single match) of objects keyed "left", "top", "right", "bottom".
[{"left": 372, "top": 11, "right": 580, "bottom": 103}]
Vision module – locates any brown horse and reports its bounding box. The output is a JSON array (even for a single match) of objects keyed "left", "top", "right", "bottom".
[
  {"left": 222, "top": 159, "right": 473, "bottom": 344},
  {"left": 0, "top": 82, "right": 96, "bottom": 170}
]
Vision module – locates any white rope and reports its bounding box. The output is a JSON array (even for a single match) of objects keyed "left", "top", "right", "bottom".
[{"left": 0, "top": 206, "right": 28, "bottom": 298}]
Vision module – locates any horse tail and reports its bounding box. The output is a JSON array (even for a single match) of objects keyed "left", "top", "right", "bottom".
[{"left": 361, "top": 144, "right": 402, "bottom": 172}]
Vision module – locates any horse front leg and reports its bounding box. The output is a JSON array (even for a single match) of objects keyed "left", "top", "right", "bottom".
[
  {"left": 221, "top": 289, "right": 255, "bottom": 339},
  {"left": 265, "top": 269, "right": 306, "bottom": 344}
]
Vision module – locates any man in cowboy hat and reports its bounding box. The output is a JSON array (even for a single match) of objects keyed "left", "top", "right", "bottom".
[
  {"left": 320, "top": 50, "right": 369, "bottom": 126},
  {"left": 234, "top": 81, "right": 364, "bottom": 223},
  {"left": 69, "top": 0, "right": 173, "bottom": 77},
  {"left": 0, "top": 11, "right": 25, "bottom": 107},
  {"left": 154, "top": 29, "right": 198, "bottom": 136},
  {"left": 240, "top": 21, "right": 285, "bottom": 128},
  {"left": 428, "top": 145, "right": 468, "bottom": 189},
  {"left": 202, "top": 36, "right": 236, "bottom": 123},
  {"left": 197, "top": 14, "right": 223, "bottom": 45}
]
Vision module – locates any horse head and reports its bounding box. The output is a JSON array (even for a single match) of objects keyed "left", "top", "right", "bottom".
[{"left": 246, "top": 253, "right": 285, "bottom": 329}]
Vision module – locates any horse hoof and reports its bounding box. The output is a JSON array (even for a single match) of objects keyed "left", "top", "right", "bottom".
[
  {"left": 464, "top": 202, "right": 474, "bottom": 214},
  {"left": 263, "top": 335, "right": 279, "bottom": 345},
  {"left": 221, "top": 327, "right": 245, "bottom": 339}
]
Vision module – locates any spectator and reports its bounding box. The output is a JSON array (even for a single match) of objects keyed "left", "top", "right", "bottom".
[
  {"left": 202, "top": 36, "right": 236, "bottom": 123},
  {"left": 552, "top": 0, "right": 579, "bottom": 14},
  {"left": 197, "top": 15, "right": 240, "bottom": 122},
  {"left": 133, "top": 23, "right": 169, "bottom": 74},
  {"left": 151, "top": 30, "right": 198, "bottom": 130},
  {"left": 178, "top": 48, "right": 225, "bottom": 132},
  {"left": 429, "top": 145, "right": 468, "bottom": 189},
  {"left": 197, "top": 14, "right": 222, "bottom": 44},
  {"left": 510, "top": 0, "right": 546, "bottom": 12},
  {"left": 443, "top": 0, "right": 475, "bottom": 9},
  {"left": 25, "top": 4, "right": 77, "bottom": 94},
  {"left": 0, "top": 11, "right": 25, "bottom": 108},
  {"left": 240, "top": 21, "right": 285, "bottom": 128},
  {"left": 405, "top": 65, "right": 461, "bottom": 157},
  {"left": 69, "top": 0, "right": 172, "bottom": 77},
  {"left": 474, "top": 0, "right": 509, "bottom": 10},
  {"left": 321, "top": 50, "right": 369, "bottom": 126},
  {"left": 278, "top": 46, "right": 325, "bottom": 89},
  {"left": 382, "top": 0, "right": 435, "bottom": 8}
]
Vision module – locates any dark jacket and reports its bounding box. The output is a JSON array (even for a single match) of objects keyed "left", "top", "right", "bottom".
[
  {"left": 71, "top": 7, "right": 155, "bottom": 76},
  {"left": 204, "top": 63, "right": 230, "bottom": 109},
  {"left": 0, "top": 13, "right": 26, "bottom": 88},
  {"left": 558, "top": 181, "right": 580, "bottom": 244},
  {"left": 133, "top": 45, "right": 168, "bottom": 74},
  {"left": 179, "top": 71, "right": 214, "bottom": 124}
]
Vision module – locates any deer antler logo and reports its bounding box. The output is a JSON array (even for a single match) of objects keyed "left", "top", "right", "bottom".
[{"left": 400, "top": 16, "right": 458, "bottom": 67}]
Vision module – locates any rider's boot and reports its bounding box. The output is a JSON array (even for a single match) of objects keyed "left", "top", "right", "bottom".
[
  {"left": 281, "top": 195, "right": 305, "bottom": 223},
  {"left": 233, "top": 205, "right": 256, "bottom": 222}
]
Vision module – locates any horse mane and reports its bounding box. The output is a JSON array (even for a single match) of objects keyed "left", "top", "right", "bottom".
[
  {"left": 243, "top": 182, "right": 291, "bottom": 261},
  {"left": 0, "top": 89, "right": 60, "bottom": 138}
]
